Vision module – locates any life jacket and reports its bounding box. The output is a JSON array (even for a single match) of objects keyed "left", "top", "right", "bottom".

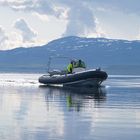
[{"left": 67, "top": 63, "right": 73, "bottom": 73}]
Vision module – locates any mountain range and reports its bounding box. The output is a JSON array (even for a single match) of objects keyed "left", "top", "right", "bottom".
[{"left": 0, "top": 36, "right": 140, "bottom": 74}]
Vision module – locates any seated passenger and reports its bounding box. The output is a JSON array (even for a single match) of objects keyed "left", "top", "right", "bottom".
[
  {"left": 77, "top": 59, "right": 86, "bottom": 68},
  {"left": 73, "top": 59, "right": 86, "bottom": 73}
]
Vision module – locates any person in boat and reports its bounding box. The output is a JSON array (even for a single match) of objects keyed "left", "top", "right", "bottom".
[
  {"left": 77, "top": 59, "right": 86, "bottom": 68},
  {"left": 67, "top": 60, "right": 74, "bottom": 74},
  {"left": 73, "top": 59, "right": 86, "bottom": 68},
  {"left": 71, "top": 59, "right": 86, "bottom": 73},
  {"left": 66, "top": 59, "right": 86, "bottom": 74}
]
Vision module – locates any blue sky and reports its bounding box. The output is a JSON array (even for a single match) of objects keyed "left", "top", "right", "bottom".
[{"left": 0, "top": 0, "right": 140, "bottom": 50}]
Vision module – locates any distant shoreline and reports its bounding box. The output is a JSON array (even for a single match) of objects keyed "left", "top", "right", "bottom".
[{"left": 0, "top": 65, "right": 140, "bottom": 75}]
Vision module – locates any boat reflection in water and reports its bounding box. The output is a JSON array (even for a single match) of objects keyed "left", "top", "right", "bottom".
[{"left": 39, "top": 85, "right": 107, "bottom": 112}]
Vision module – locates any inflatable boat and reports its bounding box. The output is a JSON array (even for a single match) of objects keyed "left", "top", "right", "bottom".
[{"left": 39, "top": 69, "right": 108, "bottom": 87}]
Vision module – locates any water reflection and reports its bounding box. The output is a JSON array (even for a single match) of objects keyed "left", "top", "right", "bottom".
[
  {"left": 1, "top": 76, "right": 140, "bottom": 140},
  {"left": 39, "top": 86, "right": 107, "bottom": 112}
]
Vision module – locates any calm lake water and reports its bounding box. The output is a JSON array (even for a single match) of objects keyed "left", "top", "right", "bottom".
[{"left": 0, "top": 73, "right": 140, "bottom": 140}]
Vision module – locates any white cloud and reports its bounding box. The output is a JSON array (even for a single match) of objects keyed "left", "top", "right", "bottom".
[
  {"left": 0, "top": 26, "right": 22, "bottom": 50},
  {"left": 87, "top": 18, "right": 106, "bottom": 38},
  {"left": 4, "top": 31, "right": 23, "bottom": 49},
  {"left": 0, "top": 26, "right": 7, "bottom": 41},
  {"left": 0, "top": 0, "right": 60, "bottom": 16},
  {"left": 0, "top": 0, "right": 140, "bottom": 45},
  {"left": 0, "top": 0, "right": 104, "bottom": 37},
  {"left": 2, "top": 0, "right": 140, "bottom": 15},
  {"left": 0, "top": 20, "right": 43, "bottom": 50},
  {"left": 33, "top": 13, "right": 50, "bottom": 22},
  {"left": 62, "top": 3, "right": 96, "bottom": 37},
  {"left": 0, "top": 26, "right": 8, "bottom": 49},
  {"left": 14, "top": 18, "right": 37, "bottom": 42}
]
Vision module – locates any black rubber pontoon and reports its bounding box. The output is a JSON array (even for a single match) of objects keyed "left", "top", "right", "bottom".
[{"left": 39, "top": 69, "right": 108, "bottom": 87}]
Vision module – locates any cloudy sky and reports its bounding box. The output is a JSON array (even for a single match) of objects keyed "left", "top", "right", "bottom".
[{"left": 0, "top": 0, "right": 140, "bottom": 50}]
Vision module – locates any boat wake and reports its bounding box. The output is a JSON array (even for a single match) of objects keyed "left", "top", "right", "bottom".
[{"left": 0, "top": 73, "right": 41, "bottom": 87}]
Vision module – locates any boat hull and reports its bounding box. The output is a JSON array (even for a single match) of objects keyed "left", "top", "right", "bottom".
[{"left": 39, "top": 69, "right": 108, "bottom": 87}]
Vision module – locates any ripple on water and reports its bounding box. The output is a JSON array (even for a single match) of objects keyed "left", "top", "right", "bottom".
[{"left": 0, "top": 74, "right": 140, "bottom": 140}]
